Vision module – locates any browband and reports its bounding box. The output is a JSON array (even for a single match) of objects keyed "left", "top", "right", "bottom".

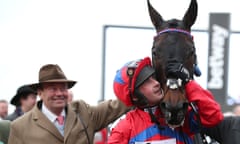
[{"left": 154, "top": 28, "right": 193, "bottom": 40}]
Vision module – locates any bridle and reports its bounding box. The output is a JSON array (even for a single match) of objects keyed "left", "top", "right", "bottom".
[
  {"left": 154, "top": 28, "right": 195, "bottom": 125},
  {"left": 154, "top": 28, "right": 208, "bottom": 144},
  {"left": 154, "top": 28, "right": 193, "bottom": 40}
]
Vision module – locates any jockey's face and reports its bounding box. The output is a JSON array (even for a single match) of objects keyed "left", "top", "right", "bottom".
[{"left": 138, "top": 76, "right": 163, "bottom": 106}]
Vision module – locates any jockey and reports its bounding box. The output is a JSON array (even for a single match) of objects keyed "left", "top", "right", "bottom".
[{"left": 108, "top": 57, "right": 223, "bottom": 144}]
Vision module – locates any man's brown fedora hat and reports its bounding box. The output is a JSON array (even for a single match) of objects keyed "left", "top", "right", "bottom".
[{"left": 29, "top": 64, "right": 76, "bottom": 90}]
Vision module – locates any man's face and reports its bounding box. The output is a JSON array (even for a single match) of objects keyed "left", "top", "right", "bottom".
[
  {"left": 0, "top": 101, "right": 8, "bottom": 119},
  {"left": 21, "top": 93, "right": 37, "bottom": 112},
  {"left": 38, "top": 82, "right": 68, "bottom": 115}
]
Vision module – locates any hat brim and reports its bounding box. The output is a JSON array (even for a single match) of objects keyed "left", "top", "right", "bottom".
[
  {"left": 10, "top": 89, "right": 37, "bottom": 106},
  {"left": 135, "top": 66, "right": 155, "bottom": 88},
  {"left": 29, "top": 79, "right": 77, "bottom": 90},
  {"left": 10, "top": 95, "right": 20, "bottom": 106}
]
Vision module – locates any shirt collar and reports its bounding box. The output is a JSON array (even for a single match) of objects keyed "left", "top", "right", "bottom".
[{"left": 41, "top": 103, "right": 66, "bottom": 123}]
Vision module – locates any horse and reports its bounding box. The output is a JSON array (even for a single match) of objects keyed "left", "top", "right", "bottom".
[{"left": 147, "top": 0, "right": 198, "bottom": 128}]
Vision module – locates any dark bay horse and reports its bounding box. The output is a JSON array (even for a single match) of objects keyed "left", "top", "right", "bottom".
[{"left": 147, "top": 0, "right": 198, "bottom": 127}]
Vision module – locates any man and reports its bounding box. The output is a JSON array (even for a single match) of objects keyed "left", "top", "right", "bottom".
[
  {"left": 0, "top": 100, "right": 8, "bottom": 120},
  {"left": 8, "top": 64, "right": 129, "bottom": 144},
  {"left": 108, "top": 57, "right": 223, "bottom": 144},
  {"left": 5, "top": 85, "right": 37, "bottom": 121}
]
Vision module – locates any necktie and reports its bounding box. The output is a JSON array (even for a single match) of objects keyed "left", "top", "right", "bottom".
[{"left": 57, "top": 115, "right": 64, "bottom": 125}]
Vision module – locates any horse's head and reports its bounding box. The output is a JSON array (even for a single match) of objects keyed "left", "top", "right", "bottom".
[{"left": 147, "top": 0, "right": 198, "bottom": 127}]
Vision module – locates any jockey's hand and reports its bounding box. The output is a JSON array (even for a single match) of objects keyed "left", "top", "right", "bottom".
[{"left": 166, "top": 61, "right": 191, "bottom": 85}]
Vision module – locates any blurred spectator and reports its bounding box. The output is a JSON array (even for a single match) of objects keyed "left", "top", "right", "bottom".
[
  {"left": 0, "top": 120, "right": 11, "bottom": 144},
  {"left": 5, "top": 85, "right": 37, "bottom": 121},
  {"left": 0, "top": 100, "right": 8, "bottom": 120},
  {"left": 223, "top": 111, "right": 235, "bottom": 117},
  {"left": 233, "top": 105, "right": 240, "bottom": 116}
]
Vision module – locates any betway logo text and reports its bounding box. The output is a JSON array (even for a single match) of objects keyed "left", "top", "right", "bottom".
[{"left": 208, "top": 24, "right": 229, "bottom": 89}]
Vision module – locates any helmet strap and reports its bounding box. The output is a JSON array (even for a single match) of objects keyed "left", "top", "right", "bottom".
[
  {"left": 132, "top": 87, "right": 165, "bottom": 130},
  {"left": 133, "top": 89, "right": 149, "bottom": 108},
  {"left": 134, "top": 89, "right": 165, "bottom": 130}
]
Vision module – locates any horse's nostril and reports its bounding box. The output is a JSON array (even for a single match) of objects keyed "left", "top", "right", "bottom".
[
  {"left": 183, "top": 102, "right": 189, "bottom": 110},
  {"left": 160, "top": 102, "right": 166, "bottom": 108},
  {"left": 160, "top": 102, "right": 166, "bottom": 109}
]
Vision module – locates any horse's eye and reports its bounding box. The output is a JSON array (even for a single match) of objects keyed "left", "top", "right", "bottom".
[
  {"left": 152, "top": 51, "right": 157, "bottom": 57},
  {"left": 152, "top": 48, "right": 157, "bottom": 57},
  {"left": 185, "top": 48, "right": 194, "bottom": 59}
]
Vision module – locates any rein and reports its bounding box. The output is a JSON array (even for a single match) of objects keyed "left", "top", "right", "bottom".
[{"left": 190, "top": 102, "right": 209, "bottom": 144}]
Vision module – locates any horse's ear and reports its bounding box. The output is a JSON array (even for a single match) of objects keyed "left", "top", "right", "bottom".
[
  {"left": 182, "top": 0, "right": 198, "bottom": 30},
  {"left": 147, "top": 0, "right": 163, "bottom": 31}
]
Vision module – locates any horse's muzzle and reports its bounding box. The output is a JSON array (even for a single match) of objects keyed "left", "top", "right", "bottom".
[{"left": 160, "top": 101, "right": 188, "bottom": 127}]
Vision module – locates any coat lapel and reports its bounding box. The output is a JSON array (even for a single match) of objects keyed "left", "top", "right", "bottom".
[
  {"left": 32, "top": 105, "right": 64, "bottom": 142},
  {"left": 64, "top": 106, "right": 76, "bottom": 140},
  {"left": 64, "top": 103, "right": 89, "bottom": 141}
]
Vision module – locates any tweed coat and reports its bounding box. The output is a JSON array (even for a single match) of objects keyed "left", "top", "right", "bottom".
[{"left": 8, "top": 99, "right": 129, "bottom": 144}]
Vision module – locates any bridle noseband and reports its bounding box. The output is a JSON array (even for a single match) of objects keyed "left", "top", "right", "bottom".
[{"left": 166, "top": 78, "right": 183, "bottom": 90}]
